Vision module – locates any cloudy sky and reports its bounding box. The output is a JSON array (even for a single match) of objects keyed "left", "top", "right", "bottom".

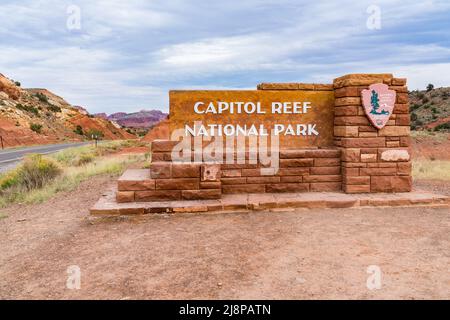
[{"left": 1, "top": 0, "right": 449, "bottom": 114}]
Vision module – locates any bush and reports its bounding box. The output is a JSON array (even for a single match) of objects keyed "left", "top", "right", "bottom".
[
  {"left": 16, "top": 103, "right": 39, "bottom": 116},
  {"left": 434, "top": 122, "right": 450, "bottom": 131},
  {"left": 47, "top": 104, "right": 61, "bottom": 112},
  {"left": 35, "top": 92, "right": 48, "bottom": 103},
  {"left": 77, "top": 153, "right": 94, "bottom": 166},
  {"left": 30, "top": 123, "right": 43, "bottom": 133},
  {"left": 426, "top": 84, "right": 434, "bottom": 92},
  {"left": 18, "top": 154, "right": 61, "bottom": 190},
  {"left": 410, "top": 104, "right": 421, "bottom": 112},
  {"left": 422, "top": 97, "right": 429, "bottom": 104},
  {"left": 74, "top": 125, "right": 84, "bottom": 135},
  {"left": 410, "top": 113, "right": 418, "bottom": 121},
  {"left": 0, "top": 154, "right": 61, "bottom": 193},
  {"left": 14, "top": 81, "right": 21, "bottom": 87}
]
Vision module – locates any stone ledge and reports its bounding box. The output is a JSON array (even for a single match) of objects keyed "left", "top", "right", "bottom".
[{"left": 91, "top": 187, "right": 449, "bottom": 216}]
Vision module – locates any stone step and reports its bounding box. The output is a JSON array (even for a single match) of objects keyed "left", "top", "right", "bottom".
[
  {"left": 117, "top": 169, "right": 154, "bottom": 192},
  {"left": 91, "top": 187, "right": 450, "bottom": 216}
]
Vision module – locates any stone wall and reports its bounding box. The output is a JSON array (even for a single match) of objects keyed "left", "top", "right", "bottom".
[{"left": 332, "top": 74, "right": 412, "bottom": 193}]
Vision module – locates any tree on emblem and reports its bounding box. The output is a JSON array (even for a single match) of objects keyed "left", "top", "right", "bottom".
[{"left": 370, "top": 90, "right": 389, "bottom": 115}]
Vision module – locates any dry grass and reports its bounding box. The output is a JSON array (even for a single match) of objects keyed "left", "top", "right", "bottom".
[
  {"left": 413, "top": 159, "right": 450, "bottom": 181},
  {"left": 0, "top": 140, "right": 148, "bottom": 207}
]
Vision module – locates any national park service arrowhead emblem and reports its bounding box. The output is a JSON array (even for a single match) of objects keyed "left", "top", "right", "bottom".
[{"left": 361, "top": 83, "right": 396, "bottom": 129}]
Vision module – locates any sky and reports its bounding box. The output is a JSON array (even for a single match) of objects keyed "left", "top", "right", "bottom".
[{"left": 0, "top": 0, "right": 449, "bottom": 114}]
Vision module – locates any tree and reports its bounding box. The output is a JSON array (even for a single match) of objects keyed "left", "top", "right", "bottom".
[
  {"left": 369, "top": 90, "right": 389, "bottom": 115},
  {"left": 426, "top": 83, "right": 434, "bottom": 92}
]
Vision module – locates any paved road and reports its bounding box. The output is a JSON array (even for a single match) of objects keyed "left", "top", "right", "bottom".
[{"left": 0, "top": 142, "right": 91, "bottom": 172}]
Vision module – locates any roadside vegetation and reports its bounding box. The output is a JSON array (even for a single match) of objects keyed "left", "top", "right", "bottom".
[
  {"left": 0, "top": 140, "right": 149, "bottom": 207},
  {"left": 413, "top": 160, "right": 450, "bottom": 181}
]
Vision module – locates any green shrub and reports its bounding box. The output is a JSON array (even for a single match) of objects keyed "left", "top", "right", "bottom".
[
  {"left": 47, "top": 104, "right": 61, "bottom": 112},
  {"left": 35, "top": 92, "right": 48, "bottom": 103},
  {"left": 30, "top": 123, "right": 43, "bottom": 133},
  {"left": 422, "top": 97, "right": 429, "bottom": 104},
  {"left": 0, "top": 170, "right": 20, "bottom": 190},
  {"left": 0, "top": 154, "right": 61, "bottom": 193},
  {"left": 77, "top": 153, "right": 94, "bottom": 166},
  {"left": 431, "top": 107, "right": 439, "bottom": 114},
  {"left": 410, "top": 104, "right": 421, "bottom": 112},
  {"left": 16, "top": 103, "right": 39, "bottom": 116},
  {"left": 18, "top": 154, "right": 61, "bottom": 190},
  {"left": 434, "top": 122, "right": 450, "bottom": 131},
  {"left": 74, "top": 125, "right": 84, "bottom": 135},
  {"left": 426, "top": 84, "right": 434, "bottom": 92},
  {"left": 14, "top": 81, "right": 21, "bottom": 87},
  {"left": 410, "top": 113, "right": 418, "bottom": 121}
]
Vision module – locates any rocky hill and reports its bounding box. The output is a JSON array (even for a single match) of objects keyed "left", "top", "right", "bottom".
[
  {"left": 409, "top": 86, "right": 450, "bottom": 131},
  {"left": 95, "top": 110, "right": 167, "bottom": 128},
  {"left": 0, "top": 73, "right": 134, "bottom": 148}
]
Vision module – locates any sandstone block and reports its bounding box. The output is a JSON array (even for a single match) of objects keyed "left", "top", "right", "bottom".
[
  {"left": 280, "top": 176, "right": 303, "bottom": 183},
  {"left": 340, "top": 137, "right": 385, "bottom": 148},
  {"left": 310, "top": 182, "right": 341, "bottom": 192},
  {"left": 222, "top": 184, "right": 265, "bottom": 194},
  {"left": 277, "top": 168, "right": 310, "bottom": 176},
  {"left": 221, "top": 169, "right": 241, "bottom": 177},
  {"left": 303, "top": 175, "right": 342, "bottom": 182},
  {"left": 221, "top": 177, "right": 247, "bottom": 185},
  {"left": 150, "top": 162, "right": 172, "bottom": 179},
  {"left": 310, "top": 166, "right": 341, "bottom": 175},
  {"left": 116, "top": 191, "right": 135, "bottom": 203},
  {"left": 341, "top": 148, "right": 360, "bottom": 162},
  {"left": 334, "top": 86, "right": 360, "bottom": 98},
  {"left": 360, "top": 167, "right": 397, "bottom": 176},
  {"left": 314, "top": 158, "right": 340, "bottom": 166},
  {"left": 396, "top": 93, "right": 408, "bottom": 104},
  {"left": 335, "top": 106, "right": 359, "bottom": 116},
  {"left": 344, "top": 184, "right": 370, "bottom": 193},
  {"left": 334, "top": 116, "right": 370, "bottom": 126},
  {"left": 280, "top": 159, "right": 314, "bottom": 168},
  {"left": 371, "top": 176, "right": 412, "bottom": 192},
  {"left": 335, "top": 97, "right": 361, "bottom": 106},
  {"left": 360, "top": 153, "right": 377, "bottom": 163},
  {"left": 201, "top": 164, "right": 221, "bottom": 181},
  {"left": 380, "top": 149, "right": 410, "bottom": 162},
  {"left": 392, "top": 78, "right": 407, "bottom": 86},
  {"left": 343, "top": 176, "right": 370, "bottom": 185},
  {"left": 172, "top": 163, "right": 201, "bottom": 178},
  {"left": 334, "top": 126, "right": 359, "bottom": 137},
  {"left": 378, "top": 126, "right": 410, "bottom": 137},
  {"left": 135, "top": 190, "right": 181, "bottom": 201},
  {"left": 397, "top": 162, "right": 412, "bottom": 175},
  {"left": 182, "top": 189, "right": 221, "bottom": 200},
  {"left": 155, "top": 178, "right": 199, "bottom": 190},
  {"left": 393, "top": 104, "right": 409, "bottom": 114},
  {"left": 200, "top": 181, "right": 221, "bottom": 189},
  {"left": 266, "top": 183, "right": 309, "bottom": 193},
  {"left": 151, "top": 140, "right": 178, "bottom": 152},
  {"left": 247, "top": 176, "right": 280, "bottom": 184}
]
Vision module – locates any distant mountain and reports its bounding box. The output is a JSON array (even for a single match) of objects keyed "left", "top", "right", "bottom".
[
  {"left": 409, "top": 86, "right": 450, "bottom": 131},
  {"left": 95, "top": 110, "right": 168, "bottom": 128}
]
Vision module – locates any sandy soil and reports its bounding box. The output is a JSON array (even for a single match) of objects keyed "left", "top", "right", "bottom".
[{"left": 0, "top": 177, "right": 449, "bottom": 300}]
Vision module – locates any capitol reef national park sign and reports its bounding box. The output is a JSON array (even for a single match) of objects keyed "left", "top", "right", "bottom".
[
  {"left": 90, "top": 73, "right": 426, "bottom": 218},
  {"left": 169, "top": 89, "right": 335, "bottom": 149}
]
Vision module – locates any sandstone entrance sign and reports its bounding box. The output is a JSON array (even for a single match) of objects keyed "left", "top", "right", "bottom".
[
  {"left": 169, "top": 89, "right": 335, "bottom": 149},
  {"left": 91, "top": 74, "right": 438, "bottom": 216}
]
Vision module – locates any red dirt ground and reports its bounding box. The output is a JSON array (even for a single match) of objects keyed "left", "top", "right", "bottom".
[{"left": 0, "top": 177, "right": 449, "bottom": 300}]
